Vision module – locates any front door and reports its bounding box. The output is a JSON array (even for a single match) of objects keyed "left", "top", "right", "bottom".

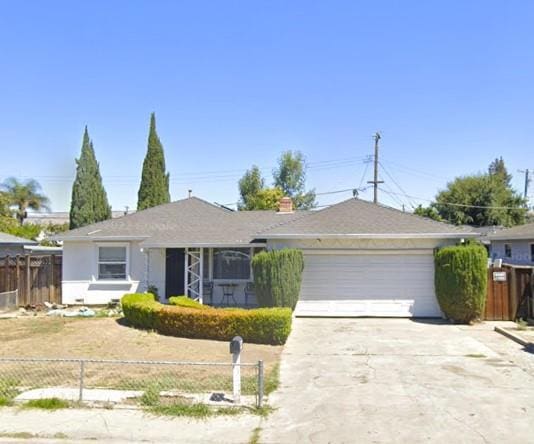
[{"left": 165, "top": 248, "right": 185, "bottom": 298}]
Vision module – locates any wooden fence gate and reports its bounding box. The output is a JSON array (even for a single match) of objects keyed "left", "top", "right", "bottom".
[
  {"left": 0, "top": 255, "right": 62, "bottom": 306},
  {"left": 484, "top": 265, "right": 533, "bottom": 321}
]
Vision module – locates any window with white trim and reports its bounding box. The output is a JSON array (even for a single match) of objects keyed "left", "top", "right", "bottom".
[
  {"left": 213, "top": 248, "right": 251, "bottom": 280},
  {"left": 530, "top": 244, "right": 534, "bottom": 262},
  {"left": 98, "top": 246, "right": 127, "bottom": 280}
]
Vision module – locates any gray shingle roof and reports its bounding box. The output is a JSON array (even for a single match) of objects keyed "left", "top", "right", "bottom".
[
  {"left": 261, "top": 198, "right": 474, "bottom": 238},
  {"left": 0, "top": 232, "right": 37, "bottom": 245},
  {"left": 487, "top": 223, "right": 534, "bottom": 240},
  {"left": 57, "top": 197, "right": 303, "bottom": 246},
  {"left": 57, "top": 196, "right": 472, "bottom": 245}
]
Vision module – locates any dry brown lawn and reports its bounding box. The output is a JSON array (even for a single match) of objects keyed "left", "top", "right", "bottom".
[
  {"left": 0, "top": 316, "right": 282, "bottom": 365},
  {"left": 0, "top": 317, "right": 283, "bottom": 397}
]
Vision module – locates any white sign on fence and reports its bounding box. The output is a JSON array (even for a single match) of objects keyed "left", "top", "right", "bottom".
[{"left": 493, "top": 271, "right": 507, "bottom": 282}]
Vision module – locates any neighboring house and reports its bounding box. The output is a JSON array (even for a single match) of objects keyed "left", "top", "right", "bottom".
[
  {"left": 25, "top": 210, "right": 132, "bottom": 226},
  {"left": 488, "top": 223, "right": 534, "bottom": 266},
  {"left": 0, "top": 232, "right": 38, "bottom": 257},
  {"left": 56, "top": 196, "right": 475, "bottom": 317}
]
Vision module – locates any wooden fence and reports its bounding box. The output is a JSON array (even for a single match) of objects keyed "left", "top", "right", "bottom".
[
  {"left": 0, "top": 255, "right": 62, "bottom": 306},
  {"left": 484, "top": 265, "right": 533, "bottom": 321}
]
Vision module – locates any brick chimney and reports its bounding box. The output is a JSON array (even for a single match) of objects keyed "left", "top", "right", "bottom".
[{"left": 278, "top": 196, "right": 294, "bottom": 213}]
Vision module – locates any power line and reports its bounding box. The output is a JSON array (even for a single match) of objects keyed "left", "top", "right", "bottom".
[
  {"left": 378, "top": 161, "right": 416, "bottom": 209},
  {"left": 378, "top": 188, "right": 527, "bottom": 210}
]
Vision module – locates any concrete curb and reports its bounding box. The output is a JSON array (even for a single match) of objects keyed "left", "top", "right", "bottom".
[{"left": 494, "top": 326, "right": 533, "bottom": 349}]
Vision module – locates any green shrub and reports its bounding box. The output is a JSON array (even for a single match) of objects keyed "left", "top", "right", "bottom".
[
  {"left": 434, "top": 242, "right": 488, "bottom": 323},
  {"left": 122, "top": 293, "right": 160, "bottom": 329},
  {"left": 121, "top": 293, "right": 292, "bottom": 345},
  {"left": 168, "top": 296, "right": 208, "bottom": 310},
  {"left": 252, "top": 249, "right": 304, "bottom": 309}
]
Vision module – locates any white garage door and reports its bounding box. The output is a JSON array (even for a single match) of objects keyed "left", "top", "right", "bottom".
[{"left": 295, "top": 252, "right": 441, "bottom": 317}]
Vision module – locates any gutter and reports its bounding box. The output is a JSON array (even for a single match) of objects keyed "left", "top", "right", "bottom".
[
  {"left": 57, "top": 236, "right": 150, "bottom": 242},
  {"left": 262, "top": 233, "right": 478, "bottom": 240}
]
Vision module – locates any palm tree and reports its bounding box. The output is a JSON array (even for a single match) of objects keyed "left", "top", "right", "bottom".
[{"left": 1, "top": 178, "right": 50, "bottom": 225}]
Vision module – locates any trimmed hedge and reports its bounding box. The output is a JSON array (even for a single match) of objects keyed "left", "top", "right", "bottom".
[
  {"left": 434, "top": 242, "right": 488, "bottom": 323},
  {"left": 121, "top": 293, "right": 292, "bottom": 345},
  {"left": 168, "top": 296, "right": 207, "bottom": 310},
  {"left": 252, "top": 249, "right": 304, "bottom": 309}
]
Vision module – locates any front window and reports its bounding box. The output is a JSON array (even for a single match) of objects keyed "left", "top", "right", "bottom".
[
  {"left": 504, "top": 244, "right": 512, "bottom": 258},
  {"left": 98, "top": 246, "right": 127, "bottom": 280},
  {"left": 531, "top": 244, "right": 534, "bottom": 262},
  {"left": 212, "top": 248, "right": 251, "bottom": 280}
]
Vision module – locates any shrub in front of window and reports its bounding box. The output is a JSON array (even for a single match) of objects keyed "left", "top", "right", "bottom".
[
  {"left": 252, "top": 249, "right": 304, "bottom": 310},
  {"left": 434, "top": 242, "right": 488, "bottom": 323},
  {"left": 121, "top": 293, "right": 292, "bottom": 345}
]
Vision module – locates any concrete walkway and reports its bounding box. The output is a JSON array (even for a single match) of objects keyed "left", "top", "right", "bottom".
[
  {"left": 261, "top": 318, "right": 534, "bottom": 443},
  {"left": 0, "top": 408, "right": 260, "bottom": 443}
]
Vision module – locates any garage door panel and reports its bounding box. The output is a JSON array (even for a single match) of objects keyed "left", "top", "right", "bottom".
[{"left": 296, "top": 252, "right": 441, "bottom": 317}]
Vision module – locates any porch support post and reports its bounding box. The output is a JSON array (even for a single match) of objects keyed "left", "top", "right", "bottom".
[
  {"left": 199, "top": 247, "right": 204, "bottom": 304},
  {"left": 184, "top": 248, "right": 189, "bottom": 297}
]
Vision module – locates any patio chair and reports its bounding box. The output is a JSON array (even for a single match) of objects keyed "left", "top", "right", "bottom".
[{"left": 244, "top": 282, "right": 256, "bottom": 307}]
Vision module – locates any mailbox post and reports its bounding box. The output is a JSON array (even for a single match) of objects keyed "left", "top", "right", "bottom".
[{"left": 230, "top": 336, "right": 243, "bottom": 403}]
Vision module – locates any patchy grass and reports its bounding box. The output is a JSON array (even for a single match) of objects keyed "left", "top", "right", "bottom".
[
  {"left": 0, "top": 432, "right": 68, "bottom": 440},
  {"left": 249, "top": 427, "right": 262, "bottom": 444},
  {"left": 149, "top": 401, "right": 213, "bottom": 418},
  {"left": 21, "top": 397, "right": 70, "bottom": 410},
  {"left": 264, "top": 362, "right": 280, "bottom": 394},
  {"left": 465, "top": 353, "right": 486, "bottom": 358}
]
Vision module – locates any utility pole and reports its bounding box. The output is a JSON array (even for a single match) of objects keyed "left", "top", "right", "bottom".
[
  {"left": 367, "top": 132, "right": 384, "bottom": 203},
  {"left": 519, "top": 169, "right": 531, "bottom": 199}
]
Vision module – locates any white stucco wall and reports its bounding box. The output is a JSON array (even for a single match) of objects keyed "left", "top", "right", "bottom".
[
  {"left": 147, "top": 248, "right": 166, "bottom": 299},
  {"left": 62, "top": 240, "right": 146, "bottom": 305},
  {"left": 491, "top": 239, "right": 534, "bottom": 265}
]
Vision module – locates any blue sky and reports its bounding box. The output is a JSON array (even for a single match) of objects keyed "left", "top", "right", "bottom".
[{"left": 0, "top": 1, "right": 532, "bottom": 212}]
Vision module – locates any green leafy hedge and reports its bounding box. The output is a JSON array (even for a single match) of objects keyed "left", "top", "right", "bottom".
[
  {"left": 252, "top": 249, "right": 304, "bottom": 309},
  {"left": 434, "top": 243, "right": 488, "bottom": 323},
  {"left": 122, "top": 293, "right": 292, "bottom": 345},
  {"left": 168, "top": 296, "right": 207, "bottom": 310}
]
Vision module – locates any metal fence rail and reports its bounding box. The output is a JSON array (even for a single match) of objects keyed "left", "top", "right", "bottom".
[{"left": 0, "top": 357, "right": 264, "bottom": 408}]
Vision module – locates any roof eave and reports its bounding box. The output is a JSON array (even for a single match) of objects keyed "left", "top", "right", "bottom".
[
  {"left": 58, "top": 235, "right": 150, "bottom": 242},
  {"left": 140, "top": 241, "right": 267, "bottom": 248},
  {"left": 263, "top": 233, "right": 477, "bottom": 240},
  {"left": 489, "top": 234, "right": 534, "bottom": 241}
]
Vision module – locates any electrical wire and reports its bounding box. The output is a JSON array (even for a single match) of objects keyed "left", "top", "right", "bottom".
[{"left": 378, "top": 188, "right": 527, "bottom": 210}]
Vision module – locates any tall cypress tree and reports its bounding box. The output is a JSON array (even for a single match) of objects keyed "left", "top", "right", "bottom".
[
  {"left": 137, "top": 113, "right": 170, "bottom": 210},
  {"left": 69, "top": 127, "right": 112, "bottom": 229}
]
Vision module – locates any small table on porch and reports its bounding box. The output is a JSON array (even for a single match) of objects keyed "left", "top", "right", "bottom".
[{"left": 217, "top": 283, "right": 239, "bottom": 307}]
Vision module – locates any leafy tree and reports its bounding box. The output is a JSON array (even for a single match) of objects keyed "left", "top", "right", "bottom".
[
  {"left": 488, "top": 157, "right": 512, "bottom": 186},
  {"left": 432, "top": 160, "right": 526, "bottom": 227},
  {"left": 238, "top": 166, "right": 265, "bottom": 210},
  {"left": 1, "top": 178, "right": 50, "bottom": 225},
  {"left": 245, "top": 187, "right": 284, "bottom": 210},
  {"left": 69, "top": 127, "right": 112, "bottom": 229},
  {"left": 273, "top": 150, "right": 316, "bottom": 209},
  {"left": 137, "top": 113, "right": 170, "bottom": 210},
  {"left": 0, "top": 192, "right": 12, "bottom": 218},
  {"left": 413, "top": 204, "right": 443, "bottom": 222}
]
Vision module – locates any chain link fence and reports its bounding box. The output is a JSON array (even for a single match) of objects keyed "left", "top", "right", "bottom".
[
  {"left": 0, "top": 290, "right": 18, "bottom": 312},
  {"left": 0, "top": 357, "right": 264, "bottom": 408}
]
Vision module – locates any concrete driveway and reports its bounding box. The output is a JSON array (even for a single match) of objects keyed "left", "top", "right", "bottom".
[{"left": 261, "top": 318, "right": 534, "bottom": 443}]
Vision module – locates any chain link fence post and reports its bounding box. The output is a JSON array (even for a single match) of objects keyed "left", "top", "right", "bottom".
[
  {"left": 79, "top": 360, "right": 85, "bottom": 402},
  {"left": 257, "top": 360, "right": 264, "bottom": 408}
]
